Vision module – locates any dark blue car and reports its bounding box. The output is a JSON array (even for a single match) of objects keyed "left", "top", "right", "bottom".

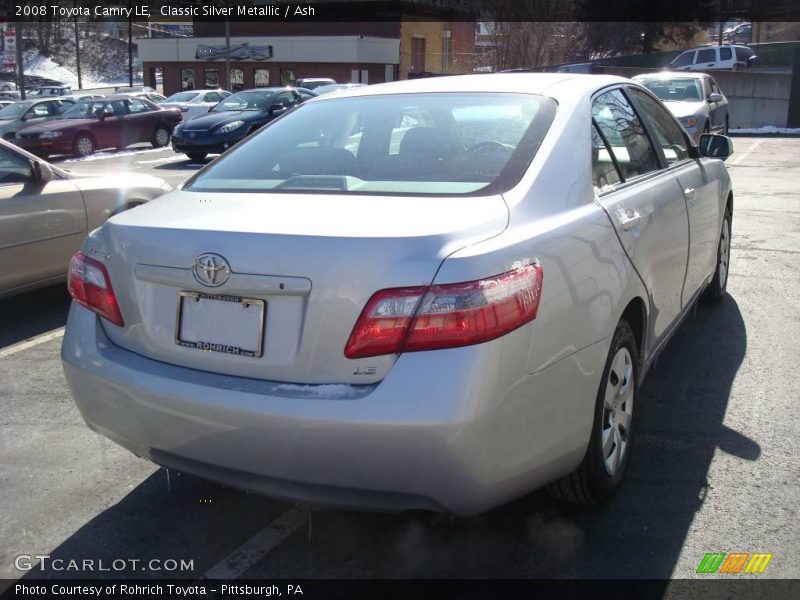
[{"left": 171, "top": 87, "right": 317, "bottom": 161}]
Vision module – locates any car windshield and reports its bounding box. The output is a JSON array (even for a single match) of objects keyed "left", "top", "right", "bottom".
[
  {"left": 0, "top": 102, "right": 29, "bottom": 118},
  {"left": 211, "top": 91, "right": 271, "bottom": 112},
  {"left": 186, "top": 92, "right": 557, "bottom": 196},
  {"left": 640, "top": 79, "right": 704, "bottom": 102},
  {"left": 62, "top": 100, "right": 111, "bottom": 119},
  {"left": 165, "top": 91, "right": 200, "bottom": 103}
]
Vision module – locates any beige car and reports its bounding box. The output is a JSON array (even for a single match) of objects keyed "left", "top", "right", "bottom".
[{"left": 0, "top": 138, "right": 171, "bottom": 298}]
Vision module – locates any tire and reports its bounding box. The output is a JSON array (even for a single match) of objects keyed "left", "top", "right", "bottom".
[
  {"left": 186, "top": 152, "right": 207, "bottom": 162},
  {"left": 151, "top": 125, "right": 170, "bottom": 148},
  {"left": 548, "top": 319, "right": 639, "bottom": 505},
  {"left": 701, "top": 207, "right": 732, "bottom": 303},
  {"left": 73, "top": 133, "right": 95, "bottom": 157}
]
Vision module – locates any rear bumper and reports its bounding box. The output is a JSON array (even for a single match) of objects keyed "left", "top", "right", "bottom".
[{"left": 62, "top": 304, "right": 603, "bottom": 515}]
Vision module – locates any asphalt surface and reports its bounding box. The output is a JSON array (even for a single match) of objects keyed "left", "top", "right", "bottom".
[{"left": 0, "top": 140, "right": 798, "bottom": 583}]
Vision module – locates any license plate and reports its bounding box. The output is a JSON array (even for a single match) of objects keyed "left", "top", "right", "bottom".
[{"left": 175, "top": 291, "right": 265, "bottom": 358}]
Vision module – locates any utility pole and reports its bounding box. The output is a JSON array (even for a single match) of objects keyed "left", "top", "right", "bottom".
[
  {"left": 128, "top": 0, "right": 133, "bottom": 87},
  {"left": 225, "top": 20, "right": 231, "bottom": 90},
  {"left": 15, "top": 24, "right": 24, "bottom": 100},
  {"left": 74, "top": 0, "right": 82, "bottom": 90}
]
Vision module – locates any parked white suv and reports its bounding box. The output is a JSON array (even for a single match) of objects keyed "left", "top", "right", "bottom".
[{"left": 668, "top": 44, "right": 756, "bottom": 71}]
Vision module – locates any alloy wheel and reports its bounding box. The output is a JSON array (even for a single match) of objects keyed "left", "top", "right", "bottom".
[{"left": 602, "top": 347, "right": 634, "bottom": 476}]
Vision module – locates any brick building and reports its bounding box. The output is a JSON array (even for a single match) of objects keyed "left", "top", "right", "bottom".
[{"left": 138, "top": 11, "right": 475, "bottom": 95}]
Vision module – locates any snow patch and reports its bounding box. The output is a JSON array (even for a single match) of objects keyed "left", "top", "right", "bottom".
[
  {"left": 61, "top": 148, "right": 171, "bottom": 162},
  {"left": 730, "top": 126, "right": 800, "bottom": 135}
]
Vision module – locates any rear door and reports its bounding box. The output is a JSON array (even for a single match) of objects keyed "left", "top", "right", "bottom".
[
  {"left": 626, "top": 86, "right": 720, "bottom": 305},
  {"left": 694, "top": 47, "right": 718, "bottom": 71},
  {"left": 592, "top": 87, "right": 690, "bottom": 349},
  {"left": 125, "top": 97, "right": 156, "bottom": 143}
]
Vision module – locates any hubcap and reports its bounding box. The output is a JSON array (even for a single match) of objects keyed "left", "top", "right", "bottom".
[
  {"left": 156, "top": 128, "right": 169, "bottom": 145},
  {"left": 718, "top": 217, "right": 731, "bottom": 287},
  {"left": 77, "top": 137, "right": 92, "bottom": 156},
  {"left": 602, "top": 347, "right": 634, "bottom": 476}
]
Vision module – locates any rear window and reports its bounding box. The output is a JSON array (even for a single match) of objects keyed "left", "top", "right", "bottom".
[
  {"left": 186, "top": 93, "right": 557, "bottom": 196},
  {"left": 735, "top": 47, "right": 753, "bottom": 61}
]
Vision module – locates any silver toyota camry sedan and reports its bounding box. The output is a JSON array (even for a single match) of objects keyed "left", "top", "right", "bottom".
[{"left": 61, "top": 74, "right": 734, "bottom": 516}]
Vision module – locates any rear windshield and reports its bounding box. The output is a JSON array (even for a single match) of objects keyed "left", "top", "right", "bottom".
[
  {"left": 186, "top": 93, "right": 557, "bottom": 196},
  {"left": 164, "top": 91, "right": 200, "bottom": 103}
]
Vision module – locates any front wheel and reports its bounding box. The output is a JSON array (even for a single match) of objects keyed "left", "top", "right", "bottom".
[
  {"left": 151, "top": 125, "right": 171, "bottom": 148},
  {"left": 185, "top": 152, "right": 207, "bottom": 162},
  {"left": 702, "top": 208, "right": 732, "bottom": 303},
  {"left": 548, "top": 319, "right": 639, "bottom": 505}
]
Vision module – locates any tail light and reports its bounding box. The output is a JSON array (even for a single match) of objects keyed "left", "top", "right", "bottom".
[
  {"left": 67, "top": 252, "right": 124, "bottom": 327},
  {"left": 345, "top": 263, "right": 543, "bottom": 359}
]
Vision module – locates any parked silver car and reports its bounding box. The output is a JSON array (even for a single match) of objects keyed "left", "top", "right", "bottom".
[
  {"left": 0, "top": 138, "right": 171, "bottom": 298},
  {"left": 62, "top": 74, "right": 734, "bottom": 515},
  {"left": 632, "top": 72, "right": 729, "bottom": 141},
  {"left": 0, "top": 98, "right": 75, "bottom": 141}
]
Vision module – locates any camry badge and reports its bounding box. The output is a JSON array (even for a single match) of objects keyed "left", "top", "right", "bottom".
[{"left": 193, "top": 253, "right": 230, "bottom": 287}]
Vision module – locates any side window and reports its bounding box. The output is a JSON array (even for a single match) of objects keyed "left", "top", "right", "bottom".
[
  {"left": 696, "top": 48, "right": 716, "bottom": 64},
  {"left": 28, "top": 104, "right": 51, "bottom": 118},
  {"left": 108, "top": 100, "right": 128, "bottom": 116},
  {"left": 709, "top": 78, "right": 721, "bottom": 95},
  {"left": 591, "top": 123, "right": 622, "bottom": 191},
  {"left": 0, "top": 146, "right": 34, "bottom": 185},
  {"left": 127, "top": 98, "right": 150, "bottom": 113},
  {"left": 204, "top": 92, "right": 221, "bottom": 103},
  {"left": 720, "top": 47, "right": 732, "bottom": 61},
  {"left": 297, "top": 90, "right": 316, "bottom": 102},
  {"left": 672, "top": 51, "right": 694, "bottom": 67},
  {"left": 592, "top": 89, "right": 660, "bottom": 180},
  {"left": 55, "top": 100, "right": 74, "bottom": 114},
  {"left": 627, "top": 88, "right": 690, "bottom": 165},
  {"left": 273, "top": 92, "right": 295, "bottom": 108}
]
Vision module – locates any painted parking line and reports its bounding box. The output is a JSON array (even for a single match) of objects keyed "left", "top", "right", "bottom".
[
  {"left": 203, "top": 507, "right": 308, "bottom": 579},
  {"left": 0, "top": 327, "right": 65, "bottom": 359},
  {"left": 730, "top": 139, "right": 763, "bottom": 166}
]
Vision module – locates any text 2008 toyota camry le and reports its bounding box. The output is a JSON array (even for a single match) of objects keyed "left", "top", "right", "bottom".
[{"left": 61, "top": 74, "right": 734, "bottom": 516}]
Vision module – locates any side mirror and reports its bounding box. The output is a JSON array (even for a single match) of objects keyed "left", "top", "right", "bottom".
[
  {"left": 699, "top": 134, "right": 734, "bottom": 161},
  {"left": 269, "top": 102, "right": 288, "bottom": 116},
  {"left": 708, "top": 93, "right": 724, "bottom": 103},
  {"left": 31, "top": 160, "right": 54, "bottom": 183}
]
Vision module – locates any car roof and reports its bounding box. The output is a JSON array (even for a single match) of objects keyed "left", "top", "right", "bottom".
[{"left": 304, "top": 73, "right": 629, "bottom": 102}]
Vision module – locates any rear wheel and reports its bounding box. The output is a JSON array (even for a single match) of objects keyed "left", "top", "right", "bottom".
[
  {"left": 186, "top": 152, "right": 207, "bottom": 162},
  {"left": 702, "top": 208, "right": 732, "bottom": 303},
  {"left": 548, "top": 319, "right": 639, "bottom": 504},
  {"left": 73, "top": 133, "right": 95, "bottom": 157},
  {"left": 151, "top": 125, "right": 170, "bottom": 148}
]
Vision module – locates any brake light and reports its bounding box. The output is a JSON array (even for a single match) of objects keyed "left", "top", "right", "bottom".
[
  {"left": 344, "top": 263, "right": 543, "bottom": 359},
  {"left": 67, "top": 252, "right": 124, "bottom": 327}
]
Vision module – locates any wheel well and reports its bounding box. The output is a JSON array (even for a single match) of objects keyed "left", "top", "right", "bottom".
[
  {"left": 621, "top": 298, "right": 646, "bottom": 359},
  {"left": 726, "top": 191, "right": 733, "bottom": 215},
  {"left": 110, "top": 201, "right": 145, "bottom": 217}
]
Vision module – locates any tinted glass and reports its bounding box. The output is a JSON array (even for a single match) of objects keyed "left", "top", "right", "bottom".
[
  {"left": 627, "top": 88, "right": 690, "bottom": 165},
  {"left": 671, "top": 51, "right": 694, "bottom": 67},
  {"left": 128, "top": 98, "right": 149, "bottom": 113},
  {"left": 0, "top": 146, "right": 33, "bottom": 184},
  {"left": 592, "top": 89, "right": 659, "bottom": 180},
  {"left": 697, "top": 49, "right": 716, "bottom": 63},
  {"left": 186, "top": 93, "right": 556, "bottom": 196},
  {"left": 720, "top": 47, "right": 732, "bottom": 60}
]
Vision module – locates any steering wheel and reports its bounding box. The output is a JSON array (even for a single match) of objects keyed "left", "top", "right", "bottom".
[{"left": 466, "top": 141, "right": 514, "bottom": 155}]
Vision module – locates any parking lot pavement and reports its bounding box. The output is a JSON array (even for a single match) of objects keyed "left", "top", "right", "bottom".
[{"left": 1, "top": 139, "right": 798, "bottom": 581}]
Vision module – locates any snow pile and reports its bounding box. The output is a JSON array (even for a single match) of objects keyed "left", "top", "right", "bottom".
[{"left": 729, "top": 126, "right": 800, "bottom": 135}]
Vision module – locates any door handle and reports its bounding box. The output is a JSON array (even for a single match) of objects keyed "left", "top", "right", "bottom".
[
  {"left": 684, "top": 187, "right": 696, "bottom": 205},
  {"left": 616, "top": 208, "right": 642, "bottom": 231}
]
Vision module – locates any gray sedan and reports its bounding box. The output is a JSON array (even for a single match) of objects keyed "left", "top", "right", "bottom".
[
  {"left": 632, "top": 72, "right": 729, "bottom": 142},
  {"left": 0, "top": 138, "right": 171, "bottom": 298},
  {"left": 0, "top": 98, "right": 75, "bottom": 142},
  {"left": 62, "top": 74, "right": 734, "bottom": 515}
]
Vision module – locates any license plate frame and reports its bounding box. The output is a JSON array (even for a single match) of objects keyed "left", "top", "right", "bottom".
[{"left": 174, "top": 291, "right": 265, "bottom": 358}]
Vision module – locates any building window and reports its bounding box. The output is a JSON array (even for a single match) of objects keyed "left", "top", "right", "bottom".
[
  {"left": 280, "top": 69, "right": 295, "bottom": 86},
  {"left": 181, "top": 68, "right": 195, "bottom": 90},
  {"left": 230, "top": 68, "right": 244, "bottom": 91},
  {"left": 204, "top": 69, "right": 219, "bottom": 88},
  {"left": 254, "top": 69, "right": 270, "bottom": 87}
]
